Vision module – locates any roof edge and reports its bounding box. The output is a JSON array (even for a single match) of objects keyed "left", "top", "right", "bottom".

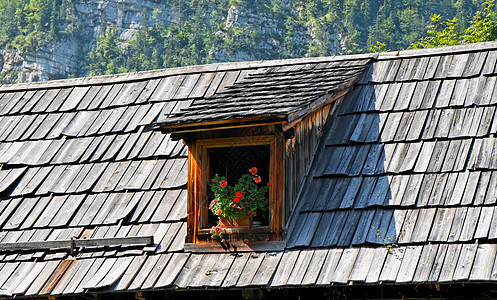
[
  {"left": 3, "top": 41, "right": 496, "bottom": 91},
  {"left": 377, "top": 40, "right": 497, "bottom": 60},
  {"left": 0, "top": 53, "right": 377, "bottom": 92}
]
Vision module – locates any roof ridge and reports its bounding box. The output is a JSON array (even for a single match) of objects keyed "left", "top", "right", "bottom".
[
  {"left": 2, "top": 40, "right": 497, "bottom": 92},
  {"left": 0, "top": 54, "right": 375, "bottom": 92},
  {"left": 378, "top": 40, "right": 497, "bottom": 60}
]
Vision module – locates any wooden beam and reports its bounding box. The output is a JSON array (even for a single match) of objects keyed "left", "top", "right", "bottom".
[
  {"left": 0, "top": 236, "right": 154, "bottom": 251},
  {"left": 167, "top": 120, "right": 286, "bottom": 138},
  {"left": 184, "top": 241, "right": 286, "bottom": 253},
  {"left": 159, "top": 116, "right": 286, "bottom": 132},
  {"left": 283, "top": 74, "right": 360, "bottom": 131}
]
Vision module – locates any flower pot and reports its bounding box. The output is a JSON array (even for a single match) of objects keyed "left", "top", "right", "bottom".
[{"left": 219, "top": 216, "right": 252, "bottom": 228}]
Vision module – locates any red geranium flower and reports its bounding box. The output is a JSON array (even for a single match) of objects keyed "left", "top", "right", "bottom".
[
  {"left": 236, "top": 191, "right": 243, "bottom": 198},
  {"left": 209, "top": 199, "right": 218, "bottom": 209},
  {"left": 247, "top": 211, "right": 254, "bottom": 216},
  {"left": 253, "top": 175, "right": 261, "bottom": 183},
  {"left": 219, "top": 180, "right": 227, "bottom": 188},
  {"left": 234, "top": 197, "right": 240, "bottom": 203},
  {"left": 249, "top": 167, "right": 257, "bottom": 175},
  {"left": 267, "top": 182, "right": 271, "bottom": 187}
]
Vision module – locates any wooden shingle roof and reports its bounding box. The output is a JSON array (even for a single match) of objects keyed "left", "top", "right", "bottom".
[
  {"left": 0, "top": 42, "right": 497, "bottom": 297},
  {"left": 286, "top": 43, "right": 497, "bottom": 284},
  {"left": 160, "top": 58, "right": 372, "bottom": 128}
]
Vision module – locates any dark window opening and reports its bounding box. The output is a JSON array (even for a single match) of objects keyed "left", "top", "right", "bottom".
[{"left": 206, "top": 145, "right": 271, "bottom": 227}]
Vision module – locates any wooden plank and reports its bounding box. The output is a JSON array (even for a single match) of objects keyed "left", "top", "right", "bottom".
[
  {"left": 410, "top": 208, "right": 436, "bottom": 243},
  {"left": 478, "top": 106, "right": 495, "bottom": 137},
  {"left": 96, "top": 83, "right": 124, "bottom": 109},
  {"left": 270, "top": 250, "right": 300, "bottom": 287},
  {"left": 394, "top": 82, "right": 416, "bottom": 110},
  {"left": 461, "top": 171, "right": 481, "bottom": 205},
  {"left": 448, "top": 207, "right": 468, "bottom": 242},
  {"left": 0, "top": 262, "right": 20, "bottom": 288},
  {"left": 18, "top": 196, "right": 50, "bottom": 230},
  {"left": 179, "top": 255, "right": 222, "bottom": 288},
  {"left": 361, "top": 247, "right": 387, "bottom": 283},
  {"left": 351, "top": 210, "right": 376, "bottom": 245},
  {"left": 61, "top": 258, "right": 100, "bottom": 295},
  {"left": 484, "top": 171, "right": 497, "bottom": 205},
  {"left": 293, "top": 213, "right": 321, "bottom": 247},
  {"left": 188, "top": 72, "right": 217, "bottom": 98},
  {"left": 286, "top": 250, "right": 314, "bottom": 285},
  {"left": 308, "top": 213, "right": 334, "bottom": 248},
  {"left": 179, "top": 253, "right": 226, "bottom": 287},
  {"left": 216, "top": 70, "right": 240, "bottom": 93},
  {"left": 438, "top": 244, "right": 463, "bottom": 282},
  {"left": 46, "top": 260, "right": 81, "bottom": 295},
  {"left": 153, "top": 253, "right": 190, "bottom": 288},
  {"left": 50, "top": 194, "right": 85, "bottom": 227},
  {"left": 398, "top": 209, "right": 419, "bottom": 243},
  {"left": 113, "top": 255, "right": 147, "bottom": 291},
  {"left": 81, "top": 258, "right": 118, "bottom": 289},
  {"left": 300, "top": 249, "right": 328, "bottom": 285},
  {"left": 24, "top": 260, "right": 61, "bottom": 295},
  {"left": 7, "top": 90, "right": 35, "bottom": 114},
  {"left": 348, "top": 248, "right": 375, "bottom": 282},
  {"left": 59, "top": 86, "right": 90, "bottom": 111},
  {"left": 173, "top": 254, "right": 204, "bottom": 288},
  {"left": 2, "top": 261, "right": 36, "bottom": 294},
  {"left": 110, "top": 81, "right": 148, "bottom": 107},
  {"left": 453, "top": 243, "right": 478, "bottom": 281},
  {"left": 396, "top": 246, "right": 422, "bottom": 282},
  {"left": 0, "top": 236, "right": 153, "bottom": 251},
  {"left": 483, "top": 50, "right": 497, "bottom": 75},
  {"left": 172, "top": 73, "right": 201, "bottom": 99},
  {"left": 198, "top": 253, "right": 238, "bottom": 287},
  {"left": 314, "top": 249, "right": 341, "bottom": 285},
  {"left": 323, "top": 178, "right": 350, "bottom": 210},
  {"left": 45, "top": 88, "right": 73, "bottom": 112},
  {"left": 459, "top": 207, "right": 481, "bottom": 241},
  {"left": 91, "top": 256, "right": 134, "bottom": 289},
  {"left": 11, "top": 261, "right": 48, "bottom": 295},
  {"left": 475, "top": 206, "right": 494, "bottom": 239},
  {"left": 412, "top": 243, "right": 439, "bottom": 282},
  {"left": 378, "top": 247, "right": 406, "bottom": 282},
  {"left": 31, "top": 89, "right": 60, "bottom": 112},
  {"left": 323, "top": 211, "right": 348, "bottom": 247},
  {"left": 428, "top": 208, "right": 456, "bottom": 242},
  {"left": 470, "top": 244, "right": 497, "bottom": 280},
  {"left": 235, "top": 252, "right": 265, "bottom": 287},
  {"left": 331, "top": 248, "right": 359, "bottom": 283}
]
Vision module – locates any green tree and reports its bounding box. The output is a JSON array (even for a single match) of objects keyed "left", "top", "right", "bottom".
[{"left": 409, "top": 0, "right": 497, "bottom": 48}]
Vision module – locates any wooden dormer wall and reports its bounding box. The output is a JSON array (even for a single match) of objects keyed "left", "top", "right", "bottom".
[{"left": 284, "top": 101, "right": 338, "bottom": 226}]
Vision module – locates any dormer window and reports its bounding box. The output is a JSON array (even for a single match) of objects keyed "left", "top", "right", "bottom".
[
  {"left": 186, "top": 130, "right": 284, "bottom": 243},
  {"left": 156, "top": 59, "right": 371, "bottom": 247},
  {"left": 203, "top": 140, "right": 271, "bottom": 228}
]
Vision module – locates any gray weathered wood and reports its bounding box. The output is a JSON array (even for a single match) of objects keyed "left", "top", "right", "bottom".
[
  {"left": 412, "top": 244, "right": 439, "bottom": 282},
  {"left": 0, "top": 236, "right": 153, "bottom": 251},
  {"left": 396, "top": 246, "right": 422, "bottom": 282},
  {"left": 236, "top": 252, "right": 265, "bottom": 287},
  {"left": 438, "top": 244, "right": 463, "bottom": 282},
  {"left": 469, "top": 244, "right": 497, "bottom": 281}
]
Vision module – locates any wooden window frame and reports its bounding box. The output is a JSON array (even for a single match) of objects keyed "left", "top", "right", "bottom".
[{"left": 187, "top": 134, "right": 284, "bottom": 243}]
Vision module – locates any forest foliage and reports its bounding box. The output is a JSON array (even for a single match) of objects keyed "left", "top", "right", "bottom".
[{"left": 0, "top": 0, "right": 496, "bottom": 77}]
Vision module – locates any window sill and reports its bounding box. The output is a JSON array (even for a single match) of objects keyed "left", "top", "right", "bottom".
[
  {"left": 198, "top": 226, "right": 271, "bottom": 235},
  {"left": 184, "top": 240, "right": 286, "bottom": 253}
]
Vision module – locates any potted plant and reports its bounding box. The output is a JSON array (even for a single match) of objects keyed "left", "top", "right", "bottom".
[{"left": 208, "top": 167, "right": 269, "bottom": 229}]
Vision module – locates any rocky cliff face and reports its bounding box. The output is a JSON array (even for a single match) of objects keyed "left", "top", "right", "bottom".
[
  {"left": 0, "top": 0, "right": 177, "bottom": 83},
  {"left": 0, "top": 0, "right": 326, "bottom": 83}
]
